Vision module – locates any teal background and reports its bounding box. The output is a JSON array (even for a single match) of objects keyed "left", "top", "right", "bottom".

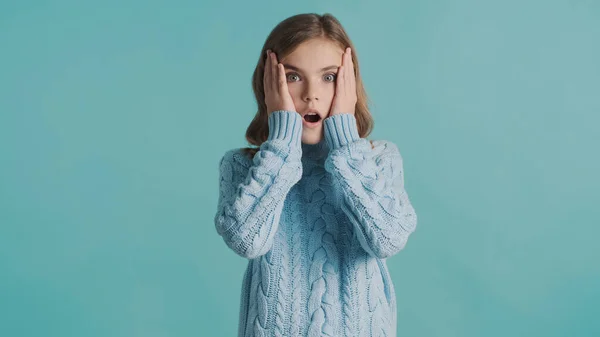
[{"left": 1, "top": 0, "right": 599, "bottom": 336}]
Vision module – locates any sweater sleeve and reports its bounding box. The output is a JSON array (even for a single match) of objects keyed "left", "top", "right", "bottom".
[
  {"left": 323, "top": 113, "right": 418, "bottom": 259},
  {"left": 214, "top": 110, "right": 303, "bottom": 259}
]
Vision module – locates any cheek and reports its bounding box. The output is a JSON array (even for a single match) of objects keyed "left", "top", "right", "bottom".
[
  {"left": 327, "top": 83, "right": 336, "bottom": 95},
  {"left": 323, "top": 84, "right": 335, "bottom": 100},
  {"left": 287, "top": 85, "right": 303, "bottom": 101},
  {"left": 287, "top": 82, "right": 336, "bottom": 102},
  {"left": 288, "top": 83, "right": 302, "bottom": 97}
]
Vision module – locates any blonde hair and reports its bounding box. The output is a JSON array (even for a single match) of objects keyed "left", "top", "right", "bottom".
[{"left": 243, "top": 13, "right": 374, "bottom": 158}]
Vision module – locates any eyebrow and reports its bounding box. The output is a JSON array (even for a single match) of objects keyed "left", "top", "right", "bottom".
[{"left": 282, "top": 64, "right": 338, "bottom": 72}]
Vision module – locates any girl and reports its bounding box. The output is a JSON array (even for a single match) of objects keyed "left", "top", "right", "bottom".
[{"left": 214, "top": 13, "right": 417, "bottom": 337}]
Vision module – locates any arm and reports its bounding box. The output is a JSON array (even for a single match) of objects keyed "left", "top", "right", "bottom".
[
  {"left": 214, "top": 110, "right": 303, "bottom": 259},
  {"left": 323, "top": 113, "right": 418, "bottom": 259}
]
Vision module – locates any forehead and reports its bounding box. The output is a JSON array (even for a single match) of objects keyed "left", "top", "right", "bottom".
[{"left": 281, "top": 39, "right": 344, "bottom": 70}]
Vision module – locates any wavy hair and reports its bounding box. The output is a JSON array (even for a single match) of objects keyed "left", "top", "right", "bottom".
[{"left": 243, "top": 13, "right": 374, "bottom": 158}]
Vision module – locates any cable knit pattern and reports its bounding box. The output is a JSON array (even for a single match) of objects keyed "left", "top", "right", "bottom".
[
  {"left": 323, "top": 114, "right": 418, "bottom": 259},
  {"left": 306, "top": 179, "right": 340, "bottom": 337},
  {"left": 287, "top": 186, "right": 303, "bottom": 336},
  {"left": 274, "top": 226, "right": 288, "bottom": 337},
  {"left": 214, "top": 111, "right": 418, "bottom": 336}
]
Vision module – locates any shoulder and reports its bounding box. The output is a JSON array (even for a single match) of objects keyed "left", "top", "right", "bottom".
[
  {"left": 368, "top": 139, "right": 402, "bottom": 159},
  {"left": 366, "top": 140, "right": 406, "bottom": 177},
  {"left": 218, "top": 147, "right": 254, "bottom": 170}
]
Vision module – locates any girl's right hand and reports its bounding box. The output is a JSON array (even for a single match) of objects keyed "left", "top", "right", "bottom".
[{"left": 264, "top": 50, "right": 296, "bottom": 115}]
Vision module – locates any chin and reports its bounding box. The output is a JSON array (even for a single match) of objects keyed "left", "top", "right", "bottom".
[{"left": 301, "top": 131, "right": 323, "bottom": 144}]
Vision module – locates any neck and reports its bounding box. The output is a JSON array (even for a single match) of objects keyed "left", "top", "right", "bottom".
[{"left": 301, "top": 139, "right": 329, "bottom": 161}]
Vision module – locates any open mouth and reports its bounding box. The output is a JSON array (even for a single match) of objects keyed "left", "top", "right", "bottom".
[{"left": 303, "top": 113, "right": 321, "bottom": 123}]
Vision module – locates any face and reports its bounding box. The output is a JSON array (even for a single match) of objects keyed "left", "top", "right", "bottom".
[{"left": 280, "top": 38, "right": 344, "bottom": 144}]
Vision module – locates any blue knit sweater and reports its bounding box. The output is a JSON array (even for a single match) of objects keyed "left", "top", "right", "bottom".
[{"left": 214, "top": 110, "right": 418, "bottom": 337}]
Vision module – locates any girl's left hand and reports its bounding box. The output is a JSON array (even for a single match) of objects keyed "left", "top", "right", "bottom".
[{"left": 329, "top": 47, "right": 357, "bottom": 117}]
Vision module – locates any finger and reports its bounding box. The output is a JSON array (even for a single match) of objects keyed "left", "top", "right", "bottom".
[
  {"left": 337, "top": 65, "right": 344, "bottom": 98},
  {"left": 347, "top": 49, "right": 354, "bottom": 74},
  {"left": 264, "top": 50, "right": 272, "bottom": 93},
  {"left": 342, "top": 49, "right": 350, "bottom": 95},
  {"left": 277, "top": 63, "right": 287, "bottom": 92},
  {"left": 345, "top": 48, "right": 351, "bottom": 70},
  {"left": 345, "top": 47, "right": 351, "bottom": 63},
  {"left": 345, "top": 48, "right": 353, "bottom": 71},
  {"left": 345, "top": 49, "right": 355, "bottom": 93},
  {"left": 346, "top": 53, "right": 352, "bottom": 95},
  {"left": 271, "top": 52, "right": 279, "bottom": 93}
]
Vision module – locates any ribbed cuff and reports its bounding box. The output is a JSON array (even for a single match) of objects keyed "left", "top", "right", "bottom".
[
  {"left": 324, "top": 113, "right": 361, "bottom": 149},
  {"left": 267, "top": 110, "right": 302, "bottom": 147}
]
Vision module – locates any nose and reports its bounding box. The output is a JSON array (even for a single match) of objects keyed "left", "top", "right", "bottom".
[{"left": 302, "top": 82, "right": 319, "bottom": 102}]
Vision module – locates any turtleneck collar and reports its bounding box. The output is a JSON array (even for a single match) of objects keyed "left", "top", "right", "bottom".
[{"left": 301, "top": 139, "right": 329, "bottom": 161}]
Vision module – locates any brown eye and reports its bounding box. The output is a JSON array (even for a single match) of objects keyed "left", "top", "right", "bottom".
[{"left": 324, "top": 73, "right": 337, "bottom": 82}]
